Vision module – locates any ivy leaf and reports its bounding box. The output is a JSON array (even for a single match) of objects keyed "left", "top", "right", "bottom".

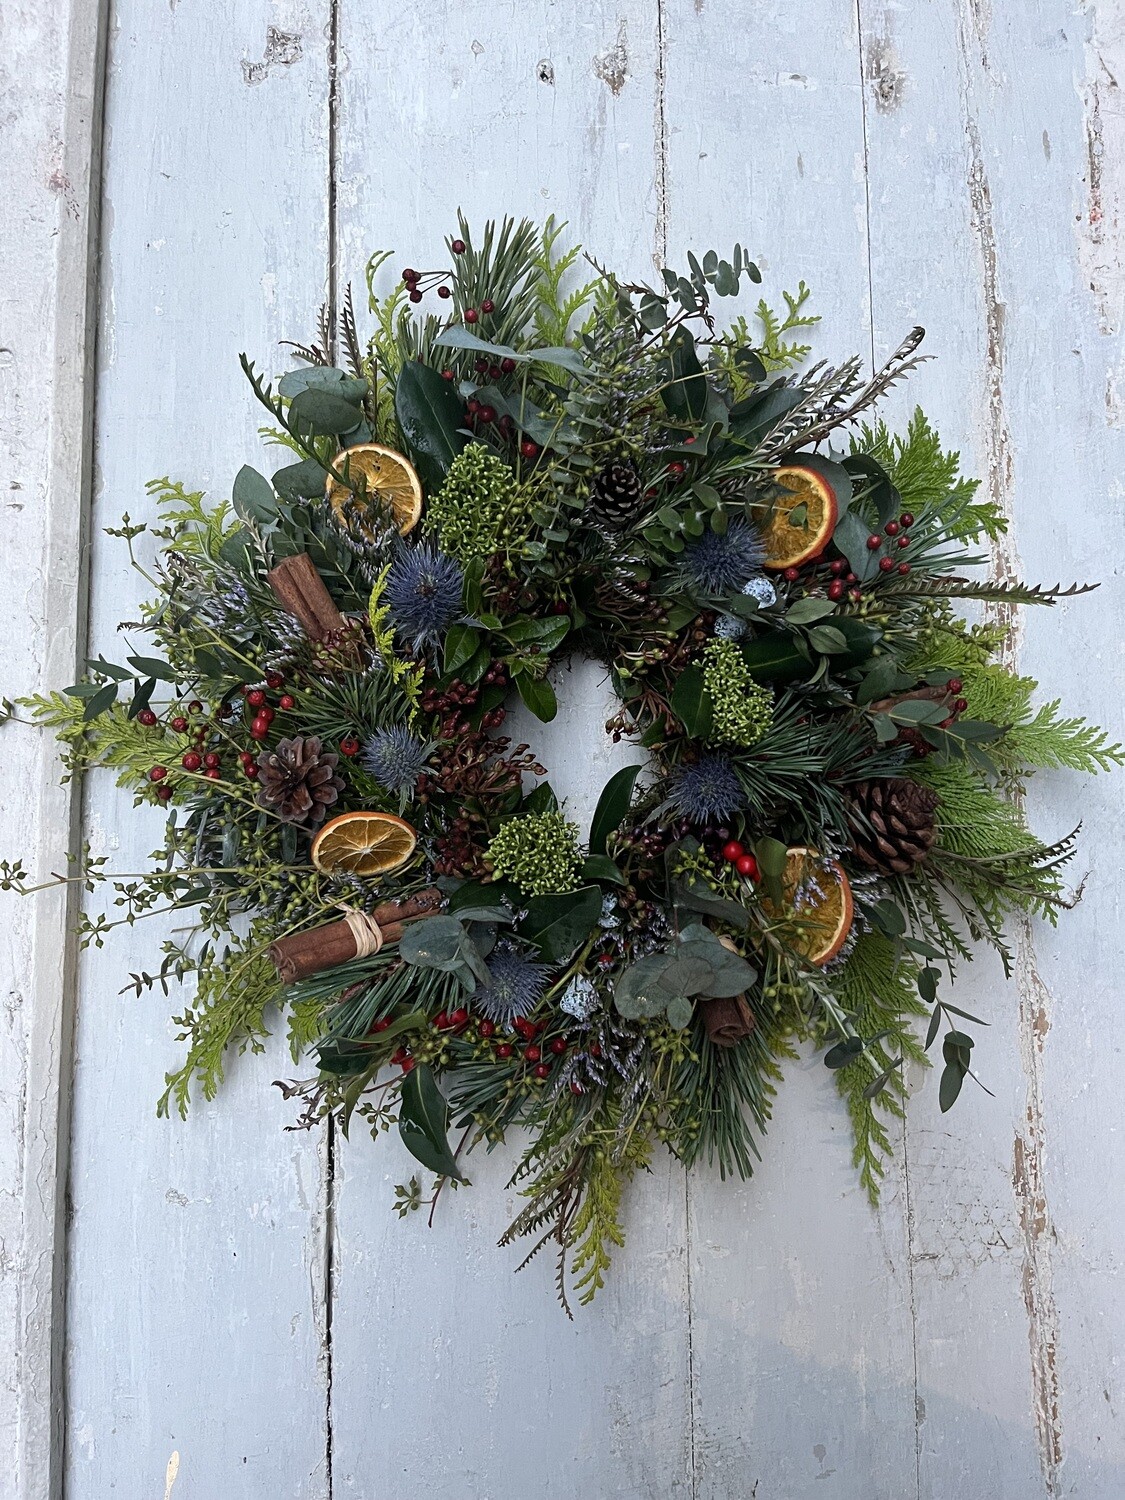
[
  {"left": 398, "top": 1064, "right": 466, "bottom": 1181},
  {"left": 588, "top": 763, "right": 643, "bottom": 855},
  {"left": 394, "top": 361, "right": 468, "bottom": 491}
]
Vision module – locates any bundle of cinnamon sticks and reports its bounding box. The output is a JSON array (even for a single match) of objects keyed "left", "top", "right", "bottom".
[{"left": 269, "top": 889, "right": 443, "bottom": 984}]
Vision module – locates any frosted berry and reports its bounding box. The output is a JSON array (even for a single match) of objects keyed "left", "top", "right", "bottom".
[
  {"left": 897, "top": 563, "right": 911, "bottom": 575},
  {"left": 156, "top": 785, "right": 173, "bottom": 802},
  {"left": 523, "top": 1044, "right": 541, "bottom": 1063},
  {"left": 549, "top": 1037, "right": 567, "bottom": 1055},
  {"left": 203, "top": 751, "right": 221, "bottom": 769},
  {"left": 481, "top": 299, "right": 494, "bottom": 314},
  {"left": 783, "top": 566, "right": 800, "bottom": 582},
  {"left": 496, "top": 1043, "right": 514, "bottom": 1059},
  {"left": 946, "top": 677, "right": 963, "bottom": 694},
  {"left": 885, "top": 520, "right": 900, "bottom": 536},
  {"left": 879, "top": 556, "right": 895, "bottom": 572},
  {"left": 954, "top": 697, "right": 968, "bottom": 713},
  {"left": 533, "top": 1063, "right": 551, "bottom": 1080}
]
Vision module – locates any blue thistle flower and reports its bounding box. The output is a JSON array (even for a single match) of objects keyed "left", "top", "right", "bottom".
[
  {"left": 668, "top": 754, "right": 746, "bottom": 823},
  {"left": 472, "top": 943, "right": 551, "bottom": 1027},
  {"left": 680, "top": 519, "right": 765, "bottom": 595},
  {"left": 384, "top": 541, "right": 464, "bottom": 650},
  {"left": 362, "top": 726, "right": 429, "bottom": 793}
]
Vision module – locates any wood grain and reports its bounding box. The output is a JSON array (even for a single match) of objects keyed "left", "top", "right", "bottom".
[{"left": 4, "top": 1, "right": 1125, "bottom": 1496}]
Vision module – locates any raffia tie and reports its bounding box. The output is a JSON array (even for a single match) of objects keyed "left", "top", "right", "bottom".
[{"left": 339, "top": 907, "right": 384, "bottom": 958}]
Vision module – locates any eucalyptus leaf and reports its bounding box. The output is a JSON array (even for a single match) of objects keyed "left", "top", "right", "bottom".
[
  {"left": 289, "top": 387, "right": 366, "bottom": 437},
  {"left": 232, "top": 464, "right": 277, "bottom": 524}
]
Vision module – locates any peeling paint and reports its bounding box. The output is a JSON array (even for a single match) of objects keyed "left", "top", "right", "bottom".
[
  {"left": 594, "top": 19, "right": 629, "bottom": 96},
  {"left": 241, "top": 26, "right": 303, "bottom": 86},
  {"left": 866, "top": 33, "right": 907, "bottom": 114},
  {"left": 653, "top": 2, "right": 669, "bottom": 271},
  {"left": 1078, "top": 34, "right": 1122, "bottom": 335},
  {"left": 537, "top": 58, "right": 555, "bottom": 86}
]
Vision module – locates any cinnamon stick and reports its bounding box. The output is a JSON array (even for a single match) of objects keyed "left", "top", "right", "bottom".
[
  {"left": 269, "top": 889, "right": 443, "bottom": 983},
  {"left": 266, "top": 552, "right": 347, "bottom": 642},
  {"left": 699, "top": 993, "right": 756, "bottom": 1048}
]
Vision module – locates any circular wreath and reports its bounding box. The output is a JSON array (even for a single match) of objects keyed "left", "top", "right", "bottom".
[{"left": 8, "top": 215, "right": 1119, "bottom": 1312}]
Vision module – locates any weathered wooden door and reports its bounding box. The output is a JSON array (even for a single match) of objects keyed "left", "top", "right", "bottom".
[{"left": 5, "top": 2, "right": 1125, "bottom": 1496}]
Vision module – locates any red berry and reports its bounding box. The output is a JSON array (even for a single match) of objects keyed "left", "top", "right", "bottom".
[
  {"left": 204, "top": 768, "right": 221, "bottom": 780},
  {"left": 408, "top": 289, "right": 423, "bottom": 304},
  {"left": 400, "top": 1056, "right": 416, "bottom": 1073},
  {"left": 203, "top": 752, "right": 221, "bottom": 769},
  {"left": 137, "top": 708, "right": 158, "bottom": 727},
  {"left": 523, "top": 1044, "right": 541, "bottom": 1063},
  {"left": 148, "top": 765, "right": 167, "bottom": 782},
  {"left": 846, "top": 572, "right": 857, "bottom": 583},
  {"left": 549, "top": 1037, "right": 567, "bottom": 1055},
  {"left": 684, "top": 435, "right": 696, "bottom": 445},
  {"left": 667, "top": 460, "right": 686, "bottom": 476},
  {"left": 451, "top": 238, "right": 466, "bottom": 254},
  {"left": 496, "top": 1043, "right": 514, "bottom": 1059},
  {"left": 239, "top": 751, "right": 254, "bottom": 766},
  {"left": 156, "top": 784, "right": 173, "bottom": 802},
  {"left": 570, "top": 1081, "right": 585, "bottom": 1096},
  {"left": 339, "top": 736, "right": 360, "bottom": 756},
  {"left": 267, "top": 672, "right": 284, "bottom": 689},
  {"left": 437, "top": 285, "right": 451, "bottom": 300},
  {"left": 467, "top": 398, "right": 481, "bottom": 415},
  {"left": 259, "top": 708, "right": 275, "bottom": 725},
  {"left": 897, "top": 535, "right": 910, "bottom": 549},
  {"left": 722, "top": 840, "right": 744, "bottom": 863},
  {"left": 450, "top": 1007, "right": 469, "bottom": 1027},
  {"left": 481, "top": 299, "right": 494, "bottom": 314},
  {"left": 946, "top": 677, "right": 963, "bottom": 694},
  {"left": 589, "top": 1042, "right": 602, "bottom": 1058},
  {"left": 478, "top": 405, "right": 496, "bottom": 424},
  {"left": 900, "top": 512, "right": 915, "bottom": 527},
  {"left": 866, "top": 534, "right": 882, "bottom": 550},
  {"left": 879, "top": 556, "right": 895, "bottom": 572},
  {"left": 885, "top": 520, "right": 900, "bottom": 536},
  {"left": 250, "top": 716, "right": 269, "bottom": 740},
  {"left": 783, "top": 566, "right": 800, "bottom": 582},
  {"left": 520, "top": 438, "right": 540, "bottom": 459},
  {"left": 188, "top": 700, "right": 203, "bottom": 714},
  {"left": 478, "top": 1019, "right": 495, "bottom": 1038},
  {"left": 433, "top": 1011, "right": 450, "bottom": 1030},
  {"left": 954, "top": 697, "right": 968, "bottom": 713},
  {"left": 488, "top": 364, "right": 502, "bottom": 381},
  {"left": 373, "top": 1018, "right": 392, "bottom": 1033},
  {"left": 849, "top": 587, "right": 863, "bottom": 602},
  {"left": 827, "top": 580, "right": 846, "bottom": 601},
  {"left": 464, "top": 308, "right": 479, "bottom": 324},
  {"left": 440, "top": 368, "right": 455, "bottom": 381},
  {"left": 533, "top": 1063, "right": 551, "bottom": 1080},
  {"left": 390, "top": 1046, "right": 408, "bottom": 1064},
  {"left": 244, "top": 763, "right": 259, "bottom": 779},
  {"left": 736, "top": 854, "right": 760, "bottom": 880},
  {"left": 171, "top": 717, "right": 188, "bottom": 733},
  {"left": 279, "top": 694, "right": 295, "bottom": 711},
  {"left": 829, "top": 559, "right": 846, "bottom": 575},
  {"left": 402, "top": 267, "right": 418, "bottom": 282},
  {"left": 897, "top": 562, "right": 911, "bottom": 575},
  {"left": 500, "top": 357, "right": 517, "bottom": 373},
  {"left": 246, "top": 689, "right": 266, "bottom": 709}
]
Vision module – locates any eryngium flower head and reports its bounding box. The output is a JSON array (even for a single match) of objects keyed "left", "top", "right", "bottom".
[
  {"left": 680, "top": 519, "right": 765, "bottom": 596},
  {"left": 362, "top": 726, "right": 429, "bottom": 794},
  {"left": 384, "top": 541, "right": 464, "bottom": 651},
  {"left": 668, "top": 754, "right": 746, "bottom": 823},
  {"left": 472, "top": 944, "right": 551, "bottom": 1027}
]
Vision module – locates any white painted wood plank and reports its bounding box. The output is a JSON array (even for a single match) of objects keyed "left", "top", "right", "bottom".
[
  {"left": 63, "top": 4, "right": 332, "bottom": 1496},
  {"left": 662, "top": 3, "right": 919, "bottom": 1494},
  {"left": 0, "top": 0, "right": 106, "bottom": 1494},
  {"left": 855, "top": 2, "right": 1125, "bottom": 1494},
  {"left": 330, "top": 6, "right": 695, "bottom": 1494}
]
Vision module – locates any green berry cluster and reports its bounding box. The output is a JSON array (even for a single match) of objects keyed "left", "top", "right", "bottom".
[
  {"left": 425, "top": 442, "right": 529, "bottom": 563},
  {"left": 486, "top": 809, "right": 582, "bottom": 896},
  {"left": 701, "top": 637, "right": 773, "bottom": 747}
]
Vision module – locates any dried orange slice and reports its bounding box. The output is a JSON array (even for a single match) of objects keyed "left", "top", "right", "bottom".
[
  {"left": 758, "top": 464, "right": 838, "bottom": 570},
  {"left": 325, "top": 444, "right": 422, "bottom": 537},
  {"left": 757, "top": 846, "right": 854, "bottom": 966},
  {"left": 311, "top": 811, "right": 418, "bottom": 877}
]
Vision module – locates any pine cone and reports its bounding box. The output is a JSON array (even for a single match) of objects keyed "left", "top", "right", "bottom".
[
  {"left": 256, "top": 735, "right": 345, "bottom": 827},
  {"left": 589, "top": 462, "right": 642, "bottom": 530},
  {"left": 849, "top": 777, "right": 939, "bottom": 876}
]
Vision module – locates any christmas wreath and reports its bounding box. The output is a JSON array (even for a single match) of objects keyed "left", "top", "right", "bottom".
[{"left": 6, "top": 216, "right": 1120, "bottom": 1312}]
